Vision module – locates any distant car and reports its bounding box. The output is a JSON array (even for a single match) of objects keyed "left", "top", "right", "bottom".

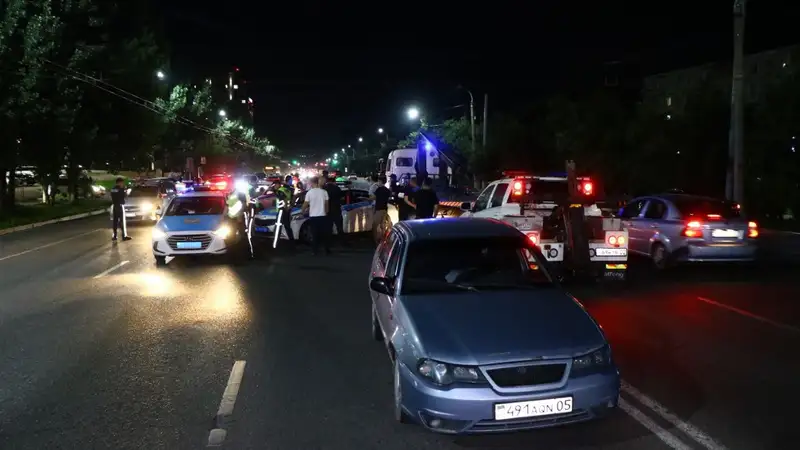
[
  {"left": 619, "top": 193, "right": 759, "bottom": 269},
  {"left": 151, "top": 189, "right": 247, "bottom": 266},
  {"left": 204, "top": 174, "right": 234, "bottom": 193},
  {"left": 368, "top": 218, "right": 620, "bottom": 434},
  {"left": 111, "top": 181, "right": 176, "bottom": 223}
]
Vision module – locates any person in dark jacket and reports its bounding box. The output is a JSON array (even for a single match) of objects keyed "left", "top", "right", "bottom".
[
  {"left": 110, "top": 177, "right": 131, "bottom": 241},
  {"left": 321, "top": 170, "right": 344, "bottom": 245}
]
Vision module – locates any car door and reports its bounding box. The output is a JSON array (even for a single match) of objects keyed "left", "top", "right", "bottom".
[
  {"left": 638, "top": 198, "right": 670, "bottom": 250},
  {"left": 466, "top": 184, "right": 497, "bottom": 218},
  {"left": 380, "top": 237, "right": 405, "bottom": 337},
  {"left": 619, "top": 198, "right": 649, "bottom": 254},
  {"left": 371, "top": 232, "right": 399, "bottom": 332}
]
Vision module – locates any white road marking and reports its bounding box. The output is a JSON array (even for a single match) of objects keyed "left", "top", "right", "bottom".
[
  {"left": 216, "top": 360, "right": 247, "bottom": 426},
  {"left": 622, "top": 381, "right": 729, "bottom": 450},
  {"left": 207, "top": 428, "right": 227, "bottom": 447},
  {"left": 619, "top": 397, "right": 692, "bottom": 450},
  {"left": 0, "top": 229, "right": 103, "bottom": 262},
  {"left": 697, "top": 296, "right": 800, "bottom": 334},
  {"left": 93, "top": 260, "right": 130, "bottom": 279}
]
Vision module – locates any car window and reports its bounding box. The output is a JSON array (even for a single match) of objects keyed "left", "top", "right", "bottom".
[
  {"left": 129, "top": 186, "right": 159, "bottom": 198},
  {"left": 620, "top": 199, "right": 646, "bottom": 218},
  {"left": 672, "top": 197, "right": 741, "bottom": 219},
  {"left": 401, "top": 236, "right": 554, "bottom": 294},
  {"left": 489, "top": 183, "right": 508, "bottom": 208},
  {"left": 473, "top": 185, "right": 495, "bottom": 212},
  {"left": 386, "top": 240, "right": 403, "bottom": 277},
  {"left": 396, "top": 157, "right": 414, "bottom": 167},
  {"left": 377, "top": 232, "right": 396, "bottom": 265},
  {"left": 165, "top": 197, "right": 225, "bottom": 216},
  {"left": 644, "top": 199, "right": 667, "bottom": 219}
]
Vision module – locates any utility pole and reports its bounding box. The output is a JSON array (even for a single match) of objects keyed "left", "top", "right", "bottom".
[
  {"left": 726, "top": 0, "right": 746, "bottom": 206},
  {"left": 468, "top": 90, "right": 476, "bottom": 155},
  {"left": 482, "top": 94, "right": 488, "bottom": 148}
]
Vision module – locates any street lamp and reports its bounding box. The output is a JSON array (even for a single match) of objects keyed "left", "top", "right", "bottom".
[
  {"left": 358, "top": 137, "right": 363, "bottom": 143},
  {"left": 156, "top": 70, "right": 166, "bottom": 80},
  {"left": 407, "top": 107, "right": 420, "bottom": 120},
  {"left": 218, "top": 110, "right": 226, "bottom": 117},
  {"left": 341, "top": 148, "right": 345, "bottom": 152},
  {"left": 377, "top": 128, "right": 384, "bottom": 134}
]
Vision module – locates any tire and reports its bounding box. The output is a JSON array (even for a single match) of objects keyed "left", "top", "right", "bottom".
[
  {"left": 154, "top": 255, "right": 167, "bottom": 267},
  {"left": 372, "top": 304, "right": 384, "bottom": 341},
  {"left": 651, "top": 243, "right": 670, "bottom": 271},
  {"left": 393, "top": 359, "right": 411, "bottom": 424}
]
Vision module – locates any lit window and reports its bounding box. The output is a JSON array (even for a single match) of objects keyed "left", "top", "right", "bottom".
[
  {"left": 233, "top": 84, "right": 239, "bottom": 89},
  {"left": 241, "top": 99, "right": 246, "bottom": 104}
]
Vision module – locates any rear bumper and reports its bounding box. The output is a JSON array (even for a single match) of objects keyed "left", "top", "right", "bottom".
[{"left": 675, "top": 242, "right": 758, "bottom": 262}]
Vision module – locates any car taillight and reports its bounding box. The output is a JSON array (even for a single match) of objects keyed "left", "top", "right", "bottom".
[
  {"left": 606, "top": 232, "right": 626, "bottom": 247},
  {"left": 706, "top": 214, "right": 722, "bottom": 220},
  {"left": 526, "top": 231, "right": 539, "bottom": 246},
  {"left": 747, "top": 221, "right": 758, "bottom": 238},
  {"left": 682, "top": 220, "right": 703, "bottom": 238},
  {"left": 581, "top": 182, "right": 593, "bottom": 195}
]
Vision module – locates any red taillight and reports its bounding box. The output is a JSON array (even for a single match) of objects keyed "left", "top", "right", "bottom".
[
  {"left": 748, "top": 221, "right": 758, "bottom": 238},
  {"left": 707, "top": 214, "right": 722, "bottom": 220},
  {"left": 682, "top": 220, "right": 703, "bottom": 238},
  {"left": 526, "top": 232, "right": 539, "bottom": 246},
  {"left": 606, "top": 234, "right": 626, "bottom": 246},
  {"left": 582, "top": 182, "right": 593, "bottom": 195}
]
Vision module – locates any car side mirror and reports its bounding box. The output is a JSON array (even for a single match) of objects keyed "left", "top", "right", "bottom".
[
  {"left": 370, "top": 277, "right": 394, "bottom": 295},
  {"left": 460, "top": 202, "right": 472, "bottom": 211}
]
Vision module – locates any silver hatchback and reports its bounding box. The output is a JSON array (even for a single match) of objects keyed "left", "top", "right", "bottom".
[{"left": 619, "top": 194, "right": 759, "bottom": 269}]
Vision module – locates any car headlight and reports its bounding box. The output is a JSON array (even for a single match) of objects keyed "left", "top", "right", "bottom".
[
  {"left": 141, "top": 203, "right": 152, "bottom": 212},
  {"left": 235, "top": 180, "right": 249, "bottom": 193},
  {"left": 214, "top": 225, "right": 232, "bottom": 239},
  {"left": 417, "top": 359, "right": 486, "bottom": 385},
  {"left": 152, "top": 228, "right": 166, "bottom": 239},
  {"left": 570, "top": 345, "right": 612, "bottom": 377}
]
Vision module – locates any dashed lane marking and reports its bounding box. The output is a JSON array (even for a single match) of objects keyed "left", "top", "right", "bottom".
[
  {"left": 697, "top": 296, "right": 800, "bottom": 334},
  {"left": 0, "top": 229, "right": 103, "bottom": 262},
  {"left": 207, "top": 360, "right": 247, "bottom": 447},
  {"left": 93, "top": 260, "right": 129, "bottom": 279}
]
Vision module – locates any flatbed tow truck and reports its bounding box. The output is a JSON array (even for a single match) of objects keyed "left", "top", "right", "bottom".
[{"left": 458, "top": 162, "right": 629, "bottom": 282}]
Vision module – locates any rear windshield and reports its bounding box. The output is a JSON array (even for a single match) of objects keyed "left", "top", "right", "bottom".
[
  {"left": 673, "top": 197, "right": 741, "bottom": 219},
  {"left": 506, "top": 180, "right": 567, "bottom": 203},
  {"left": 165, "top": 197, "right": 225, "bottom": 216},
  {"left": 401, "top": 237, "right": 554, "bottom": 294},
  {"left": 129, "top": 186, "right": 159, "bottom": 197}
]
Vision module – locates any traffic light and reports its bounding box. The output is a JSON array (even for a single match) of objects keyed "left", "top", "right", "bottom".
[{"left": 331, "top": 159, "right": 339, "bottom": 166}]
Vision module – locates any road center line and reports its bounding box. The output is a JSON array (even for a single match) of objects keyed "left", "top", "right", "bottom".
[
  {"left": 619, "top": 397, "right": 692, "bottom": 450},
  {"left": 0, "top": 229, "right": 104, "bottom": 262},
  {"left": 622, "top": 381, "right": 728, "bottom": 450},
  {"left": 216, "top": 360, "right": 247, "bottom": 427},
  {"left": 93, "top": 260, "right": 130, "bottom": 279},
  {"left": 696, "top": 296, "right": 800, "bottom": 334}
]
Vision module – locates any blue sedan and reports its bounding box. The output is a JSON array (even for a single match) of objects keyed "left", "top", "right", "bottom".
[{"left": 368, "top": 218, "right": 620, "bottom": 434}]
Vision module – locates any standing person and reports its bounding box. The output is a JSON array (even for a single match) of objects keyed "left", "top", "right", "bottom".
[
  {"left": 274, "top": 180, "right": 296, "bottom": 244},
  {"left": 405, "top": 176, "right": 439, "bottom": 219},
  {"left": 370, "top": 175, "right": 392, "bottom": 243},
  {"left": 110, "top": 177, "right": 131, "bottom": 241},
  {"left": 368, "top": 174, "right": 380, "bottom": 197},
  {"left": 397, "top": 177, "right": 418, "bottom": 221},
  {"left": 321, "top": 170, "right": 344, "bottom": 245},
  {"left": 302, "top": 176, "right": 330, "bottom": 255}
]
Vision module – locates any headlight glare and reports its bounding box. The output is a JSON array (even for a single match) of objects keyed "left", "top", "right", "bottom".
[
  {"left": 417, "top": 358, "right": 484, "bottom": 385},
  {"left": 141, "top": 203, "right": 152, "bottom": 212},
  {"left": 214, "top": 225, "right": 232, "bottom": 239},
  {"left": 152, "top": 228, "right": 166, "bottom": 239}
]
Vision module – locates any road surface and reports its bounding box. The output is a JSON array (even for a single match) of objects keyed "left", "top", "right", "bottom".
[{"left": 0, "top": 216, "right": 799, "bottom": 449}]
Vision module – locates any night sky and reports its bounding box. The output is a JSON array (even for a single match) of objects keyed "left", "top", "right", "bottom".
[{"left": 162, "top": 0, "right": 800, "bottom": 157}]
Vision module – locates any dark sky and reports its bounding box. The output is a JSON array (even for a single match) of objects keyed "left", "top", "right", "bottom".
[{"left": 162, "top": 0, "right": 800, "bottom": 158}]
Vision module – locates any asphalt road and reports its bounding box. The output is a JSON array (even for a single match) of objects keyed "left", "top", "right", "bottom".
[{"left": 1, "top": 217, "right": 799, "bottom": 449}]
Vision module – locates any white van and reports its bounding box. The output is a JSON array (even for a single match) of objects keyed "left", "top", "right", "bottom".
[{"left": 383, "top": 148, "right": 452, "bottom": 183}]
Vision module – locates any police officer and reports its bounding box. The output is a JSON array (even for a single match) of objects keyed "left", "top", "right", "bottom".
[
  {"left": 274, "top": 179, "right": 296, "bottom": 244},
  {"left": 110, "top": 177, "right": 131, "bottom": 241}
]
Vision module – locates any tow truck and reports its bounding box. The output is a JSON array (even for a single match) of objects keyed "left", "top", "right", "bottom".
[{"left": 459, "top": 162, "right": 629, "bottom": 281}]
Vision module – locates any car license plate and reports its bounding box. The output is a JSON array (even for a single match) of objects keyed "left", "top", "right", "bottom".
[
  {"left": 712, "top": 229, "right": 740, "bottom": 238},
  {"left": 254, "top": 226, "right": 274, "bottom": 233},
  {"left": 595, "top": 248, "right": 627, "bottom": 256},
  {"left": 494, "top": 396, "right": 573, "bottom": 421},
  {"left": 176, "top": 241, "right": 202, "bottom": 249}
]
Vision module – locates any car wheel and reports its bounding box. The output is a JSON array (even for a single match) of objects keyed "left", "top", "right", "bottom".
[
  {"left": 372, "top": 304, "right": 383, "bottom": 341},
  {"left": 300, "top": 223, "right": 312, "bottom": 243},
  {"left": 651, "top": 243, "right": 670, "bottom": 270},
  {"left": 155, "top": 255, "right": 167, "bottom": 267},
  {"left": 393, "top": 359, "right": 410, "bottom": 424}
]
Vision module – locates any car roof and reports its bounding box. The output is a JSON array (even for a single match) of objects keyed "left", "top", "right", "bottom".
[
  {"left": 397, "top": 218, "right": 523, "bottom": 242},
  {"left": 179, "top": 191, "right": 226, "bottom": 198},
  {"left": 652, "top": 193, "right": 727, "bottom": 203}
]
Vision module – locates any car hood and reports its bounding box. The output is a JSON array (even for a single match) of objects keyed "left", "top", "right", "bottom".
[
  {"left": 158, "top": 215, "right": 223, "bottom": 232},
  {"left": 402, "top": 289, "right": 606, "bottom": 366}
]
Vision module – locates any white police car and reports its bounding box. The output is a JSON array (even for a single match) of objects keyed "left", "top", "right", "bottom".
[{"left": 151, "top": 189, "right": 247, "bottom": 266}]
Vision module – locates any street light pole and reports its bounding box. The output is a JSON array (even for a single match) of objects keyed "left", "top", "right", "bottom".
[
  {"left": 482, "top": 94, "right": 489, "bottom": 148},
  {"left": 726, "top": 0, "right": 746, "bottom": 207},
  {"left": 467, "top": 90, "right": 476, "bottom": 154}
]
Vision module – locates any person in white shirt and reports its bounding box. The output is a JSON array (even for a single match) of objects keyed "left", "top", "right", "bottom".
[{"left": 302, "top": 176, "right": 331, "bottom": 255}]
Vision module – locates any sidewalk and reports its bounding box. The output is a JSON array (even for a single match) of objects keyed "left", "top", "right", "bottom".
[{"left": 0, "top": 200, "right": 110, "bottom": 236}]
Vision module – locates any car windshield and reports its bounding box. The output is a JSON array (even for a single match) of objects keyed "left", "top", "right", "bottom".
[
  {"left": 129, "top": 186, "right": 159, "bottom": 198},
  {"left": 401, "top": 236, "right": 554, "bottom": 294},
  {"left": 165, "top": 197, "right": 225, "bottom": 216},
  {"left": 673, "top": 197, "right": 741, "bottom": 219}
]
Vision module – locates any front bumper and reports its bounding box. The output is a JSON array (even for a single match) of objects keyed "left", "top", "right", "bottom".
[
  {"left": 398, "top": 362, "right": 620, "bottom": 434},
  {"left": 152, "top": 231, "right": 230, "bottom": 256}
]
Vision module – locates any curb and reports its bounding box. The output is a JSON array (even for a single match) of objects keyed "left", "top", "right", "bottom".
[{"left": 0, "top": 208, "right": 108, "bottom": 236}]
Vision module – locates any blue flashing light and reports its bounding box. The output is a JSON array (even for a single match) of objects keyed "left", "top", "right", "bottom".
[{"left": 424, "top": 141, "right": 434, "bottom": 151}]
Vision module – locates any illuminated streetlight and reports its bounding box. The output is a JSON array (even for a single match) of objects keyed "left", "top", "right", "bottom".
[
  {"left": 156, "top": 70, "right": 166, "bottom": 80},
  {"left": 341, "top": 148, "right": 345, "bottom": 152},
  {"left": 377, "top": 128, "right": 384, "bottom": 134},
  {"left": 347, "top": 144, "right": 351, "bottom": 148},
  {"left": 407, "top": 107, "right": 420, "bottom": 120},
  {"left": 218, "top": 110, "right": 226, "bottom": 117},
  {"left": 358, "top": 137, "right": 363, "bottom": 142}
]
